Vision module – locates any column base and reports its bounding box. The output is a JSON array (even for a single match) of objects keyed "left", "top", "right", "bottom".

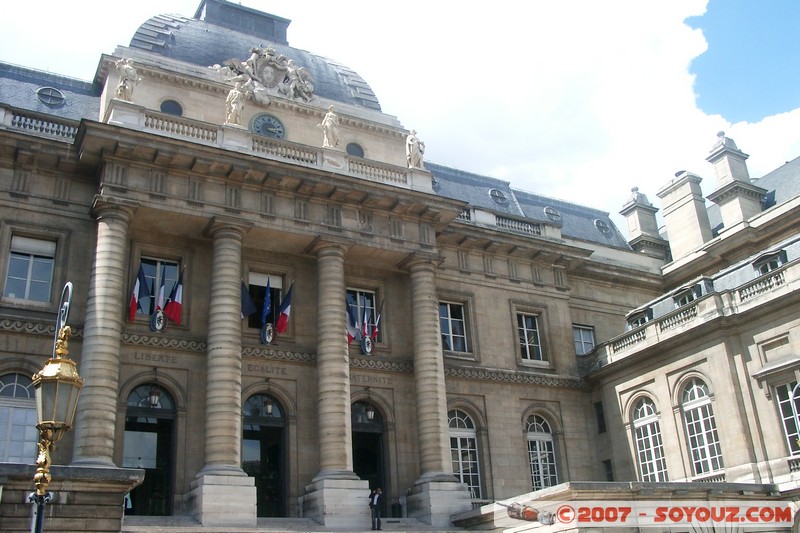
[
  {"left": 406, "top": 479, "right": 473, "bottom": 528},
  {"left": 301, "top": 478, "right": 371, "bottom": 529},
  {"left": 189, "top": 472, "right": 256, "bottom": 527}
]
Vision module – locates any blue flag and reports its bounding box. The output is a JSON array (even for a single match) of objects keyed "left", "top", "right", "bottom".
[{"left": 261, "top": 278, "right": 271, "bottom": 326}]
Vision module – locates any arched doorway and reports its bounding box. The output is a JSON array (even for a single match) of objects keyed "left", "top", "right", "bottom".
[
  {"left": 351, "top": 400, "right": 386, "bottom": 514},
  {"left": 123, "top": 383, "right": 175, "bottom": 515},
  {"left": 242, "top": 393, "right": 286, "bottom": 517}
]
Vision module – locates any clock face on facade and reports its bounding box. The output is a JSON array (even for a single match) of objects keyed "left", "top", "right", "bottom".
[{"left": 252, "top": 114, "right": 285, "bottom": 139}]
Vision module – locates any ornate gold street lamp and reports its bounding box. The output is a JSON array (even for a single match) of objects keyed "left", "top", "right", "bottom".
[{"left": 28, "top": 282, "right": 84, "bottom": 533}]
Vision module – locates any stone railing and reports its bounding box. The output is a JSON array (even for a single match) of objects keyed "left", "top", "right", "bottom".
[
  {"left": 692, "top": 472, "right": 726, "bottom": 483},
  {"left": 658, "top": 305, "right": 698, "bottom": 332},
  {"left": 144, "top": 111, "right": 218, "bottom": 142},
  {"left": 99, "top": 100, "right": 416, "bottom": 189},
  {"left": 611, "top": 329, "right": 647, "bottom": 353},
  {"left": 495, "top": 215, "right": 542, "bottom": 235},
  {"left": 2, "top": 107, "right": 78, "bottom": 141},
  {"left": 788, "top": 457, "right": 800, "bottom": 473},
  {"left": 252, "top": 136, "right": 317, "bottom": 165},
  {"left": 594, "top": 260, "right": 799, "bottom": 366},
  {"left": 348, "top": 158, "right": 407, "bottom": 185},
  {"left": 738, "top": 269, "right": 786, "bottom": 302}
]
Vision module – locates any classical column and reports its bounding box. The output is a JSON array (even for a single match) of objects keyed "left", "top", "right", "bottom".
[
  {"left": 190, "top": 218, "right": 256, "bottom": 528},
  {"left": 71, "top": 200, "right": 135, "bottom": 466},
  {"left": 407, "top": 257, "right": 452, "bottom": 482},
  {"left": 200, "top": 220, "right": 248, "bottom": 475},
  {"left": 404, "top": 255, "right": 471, "bottom": 527},
  {"left": 312, "top": 241, "right": 357, "bottom": 480},
  {"left": 302, "top": 240, "right": 368, "bottom": 530}
]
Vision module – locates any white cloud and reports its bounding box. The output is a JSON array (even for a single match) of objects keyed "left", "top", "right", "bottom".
[{"left": 2, "top": 0, "right": 798, "bottom": 233}]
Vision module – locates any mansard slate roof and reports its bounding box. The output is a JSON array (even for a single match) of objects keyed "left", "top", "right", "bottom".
[
  {"left": 128, "top": 1, "right": 381, "bottom": 110},
  {"left": 427, "top": 162, "right": 632, "bottom": 249},
  {"left": 0, "top": 63, "right": 100, "bottom": 122}
]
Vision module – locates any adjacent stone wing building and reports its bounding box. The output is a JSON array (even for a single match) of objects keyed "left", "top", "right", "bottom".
[{"left": 1, "top": 1, "right": 799, "bottom": 531}]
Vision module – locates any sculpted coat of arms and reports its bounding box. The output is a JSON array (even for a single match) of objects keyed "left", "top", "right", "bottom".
[{"left": 211, "top": 46, "right": 315, "bottom": 106}]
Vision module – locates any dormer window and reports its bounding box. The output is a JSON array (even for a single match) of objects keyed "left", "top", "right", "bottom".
[
  {"left": 627, "top": 309, "right": 652, "bottom": 329},
  {"left": 489, "top": 188, "right": 508, "bottom": 205},
  {"left": 594, "top": 219, "right": 611, "bottom": 235},
  {"left": 753, "top": 251, "right": 786, "bottom": 276},
  {"left": 673, "top": 289, "right": 696, "bottom": 308},
  {"left": 36, "top": 87, "right": 65, "bottom": 107},
  {"left": 544, "top": 206, "right": 562, "bottom": 222}
]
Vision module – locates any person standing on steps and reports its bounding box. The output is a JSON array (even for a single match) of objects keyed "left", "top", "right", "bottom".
[{"left": 368, "top": 487, "right": 383, "bottom": 530}]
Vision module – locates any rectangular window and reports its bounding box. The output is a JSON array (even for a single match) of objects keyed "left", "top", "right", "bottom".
[
  {"left": 136, "top": 258, "right": 180, "bottom": 316},
  {"left": 674, "top": 290, "right": 696, "bottom": 307},
  {"left": 527, "top": 438, "right": 558, "bottom": 490},
  {"left": 594, "top": 401, "right": 607, "bottom": 433},
  {"left": 776, "top": 382, "right": 800, "bottom": 455},
  {"left": 450, "top": 436, "right": 482, "bottom": 499},
  {"left": 440, "top": 301, "right": 469, "bottom": 353},
  {"left": 4, "top": 236, "right": 55, "bottom": 302},
  {"left": 246, "top": 273, "right": 284, "bottom": 329},
  {"left": 346, "top": 289, "right": 379, "bottom": 342},
  {"left": 573, "top": 325, "right": 595, "bottom": 355},
  {"left": 517, "top": 313, "right": 544, "bottom": 361},
  {"left": 602, "top": 459, "right": 614, "bottom": 481}
]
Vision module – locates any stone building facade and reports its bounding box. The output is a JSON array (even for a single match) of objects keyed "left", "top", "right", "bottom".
[{"left": 1, "top": 1, "right": 799, "bottom": 532}]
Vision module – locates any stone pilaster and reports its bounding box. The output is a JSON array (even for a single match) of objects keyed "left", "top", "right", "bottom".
[
  {"left": 302, "top": 240, "right": 369, "bottom": 529},
  {"left": 71, "top": 199, "right": 135, "bottom": 466},
  {"left": 190, "top": 218, "right": 255, "bottom": 527},
  {"left": 403, "top": 255, "right": 471, "bottom": 526}
]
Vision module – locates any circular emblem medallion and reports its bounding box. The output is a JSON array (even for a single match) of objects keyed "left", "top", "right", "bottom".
[
  {"left": 260, "top": 323, "right": 274, "bottom": 345},
  {"left": 150, "top": 310, "right": 167, "bottom": 333},
  {"left": 360, "top": 336, "right": 373, "bottom": 356}
]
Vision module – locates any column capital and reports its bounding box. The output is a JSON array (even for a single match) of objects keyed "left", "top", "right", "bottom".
[
  {"left": 203, "top": 216, "right": 252, "bottom": 241},
  {"left": 398, "top": 252, "right": 442, "bottom": 273},
  {"left": 304, "top": 236, "right": 350, "bottom": 257},
  {"left": 90, "top": 195, "right": 137, "bottom": 223}
]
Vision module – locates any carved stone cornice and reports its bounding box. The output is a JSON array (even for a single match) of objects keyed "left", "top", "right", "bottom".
[
  {"left": 0, "top": 318, "right": 83, "bottom": 340},
  {"left": 121, "top": 333, "right": 206, "bottom": 352},
  {"left": 446, "top": 365, "right": 586, "bottom": 389},
  {"left": 243, "top": 345, "right": 316, "bottom": 364},
  {"left": 351, "top": 356, "right": 414, "bottom": 373}
]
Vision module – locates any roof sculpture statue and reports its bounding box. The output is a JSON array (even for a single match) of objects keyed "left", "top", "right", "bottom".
[{"left": 212, "top": 45, "right": 314, "bottom": 106}]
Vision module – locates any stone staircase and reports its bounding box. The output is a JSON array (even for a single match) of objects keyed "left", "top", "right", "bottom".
[{"left": 121, "top": 516, "right": 460, "bottom": 533}]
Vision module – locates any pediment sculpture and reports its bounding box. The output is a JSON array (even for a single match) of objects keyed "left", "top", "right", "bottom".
[{"left": 211, "top": 46, "right": 314, "bottom": 106}]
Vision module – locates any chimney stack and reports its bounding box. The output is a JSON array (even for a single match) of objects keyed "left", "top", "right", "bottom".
[
  {"left": 657, "top": 171, "right": 713, "bottom": 261},
  {"left": 705, "top": 132, "right": 766, "bottom": 230}
]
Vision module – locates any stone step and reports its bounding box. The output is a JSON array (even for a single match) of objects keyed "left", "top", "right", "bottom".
[{"left": 121, "top": 515, "right": 460, "bottom": 533}]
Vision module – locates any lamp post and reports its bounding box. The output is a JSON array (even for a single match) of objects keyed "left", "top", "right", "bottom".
[{"left": 28, "top": 282, "right": 84, "bottom": 533}]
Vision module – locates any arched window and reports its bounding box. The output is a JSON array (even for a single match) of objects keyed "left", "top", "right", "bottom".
[
  {"left": 526, "top": 414, "right": 558, "bottom": 490},
  {"left": 632, "top": 397, "right": 668, "bottom": 481},
  {"left": 448, "top": 409, "right": 482, "bottom": 499},
  {"left": 346, "top": 142, "right": 364, "bottom": 158},
  {"left": 159, "top": 99, "right": 183, "bottom": 116},
  {"left": 681, "top": 378, "right": 723, "bottom": 476},
  {"left": 0, "top": 373, "right": 37, "bottom": 462},
  {"left": 775, "top": 382, "right": 800, "bottom": 455}
]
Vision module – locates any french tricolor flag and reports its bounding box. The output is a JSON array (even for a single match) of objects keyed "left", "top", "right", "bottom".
[
  {"left": 164, "top": 269, "right": 184, "bottom": 325},
  {"left": 275, "top": 283, "right": 294, "bottom": 334},
  {"left": 128, "top": 263, "right": 149, "bottom": 321}
]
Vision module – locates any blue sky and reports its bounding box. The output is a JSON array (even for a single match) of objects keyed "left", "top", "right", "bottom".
[
  {"left": 1, "top": 1, "right": 798, "bottom": 231},
  {"left": 687, "top": 0, "right": 800, "bottom": 123}
]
